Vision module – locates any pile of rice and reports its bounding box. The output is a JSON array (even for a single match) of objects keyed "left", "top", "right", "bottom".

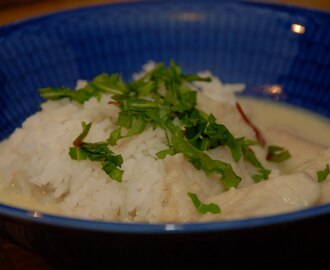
[{"left": 0, "top": 62, "right": 325, "bottom": 223}]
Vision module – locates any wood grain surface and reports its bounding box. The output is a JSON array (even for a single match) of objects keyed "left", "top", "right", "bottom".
[{"left": 0, "top": 0, "right": 329, "bottom": 269}]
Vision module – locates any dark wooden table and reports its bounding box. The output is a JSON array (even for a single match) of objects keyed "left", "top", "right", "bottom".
[
  {"left": 0, "top": 0, "right": 329, "bottom": 269},
  {"left": 0, "top": 235, "right": 54, "bottom": 269}
]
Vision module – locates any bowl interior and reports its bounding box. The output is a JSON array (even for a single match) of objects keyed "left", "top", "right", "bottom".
[{"left": 0, "top": 0, "right": 329, "bottom": 232}]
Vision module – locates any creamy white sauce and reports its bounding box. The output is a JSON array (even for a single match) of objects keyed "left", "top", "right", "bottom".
[
  {"left": 239, "top": 97, "right": 330, "bottom": 146},
  {"left": 0, "top": 189, "right": 60, "bottom": 214},
  {"left": 0, "top": 97, "right": 329, "bottom": 217}
]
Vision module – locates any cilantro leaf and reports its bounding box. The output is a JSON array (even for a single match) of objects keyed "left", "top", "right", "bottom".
[
  {"left": 266, "top": 145, "right": 291, "bottom": 163},
  {"left": 108, "top": 127, "right": 122, "bottom": 146},
  {"left": 156, "top": 148, "right": 176, "bottom": 159},
  {"left": 123, "top": 116, "right": 146, "bottom": 138},
  {"left": 183, "top": 112, "right": 242, "bottom": 162},
  {"left": 91, "top": 73, "right": 126, "bottom": 95},
  {"left": 171, "top": 132, "right": 241, "bottom": 189},
  {"left": 241, "top": 142, "right": 271, "bottom": 182},
  {"left": 187, "top": 192, "right": 221, "bottom": 214},
  {"left": 182, "top": 74, "right": 212, "bottom": 82},
  {"left": 317, "top": 164, "right": 330, "bottom": 183},
  {"left": 73, "top": 122, "right": 92, "bottom": 147},
  {"left": 38, "top": 87, "right": 96, "bottom": 104},
  {"left": 69, "top": 123, "right": 123, "bottom": 182},
  {"left": 69, "top": 147, "right": 89, "bottom": 160},
  {"left": 38, "top": 73, "right": 127, "bottom": 104}
]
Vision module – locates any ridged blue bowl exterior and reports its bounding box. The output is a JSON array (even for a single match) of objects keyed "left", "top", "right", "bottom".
[{"left": 0, "top": 0, "right": 329, "bottom": 236}]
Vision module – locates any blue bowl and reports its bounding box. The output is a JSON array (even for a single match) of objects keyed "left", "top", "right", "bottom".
[{"left": 0, "top": 0, "right": 329, "bottom": 268}]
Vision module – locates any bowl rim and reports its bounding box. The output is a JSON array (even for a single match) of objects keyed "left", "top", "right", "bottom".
[
  {"left": 0, "top": 0, "right": 329, "bottom": 234},
  {"left": 2, "top": 202, "right": 330, "bottom": 234}
]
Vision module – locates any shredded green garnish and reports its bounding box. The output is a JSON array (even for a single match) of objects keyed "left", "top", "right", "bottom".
[
  {"left": 106, "top": 61, "right": 244, "bottom": 189},
  {"left": 242, "top": 142, "right": 271, "bottom": 182},
  {"left": 69, "top": 122, "right": 123, "bottom": 182},
  {"left": 38, "top": 61, "right": 292, "bottom": 214},
  {"left": 38, "top": 73, "right": 126, "bottom": 103},
  {"left": 266, "top": 145, "right": 291, "bottom": 163},
  {"left": 187, "top": 192, "right": 221, "bottom": 214},
  {"left": 317, "top": 164, "right": 330, "bottom": 183}
]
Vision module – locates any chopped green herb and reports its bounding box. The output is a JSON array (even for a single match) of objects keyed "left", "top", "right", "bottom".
[
  {"left": 183, "top": 113, "right": 242, "bottom": 162},
  {"left": 91, "top": 73, "right": 127, "bottom": 96},
  {"left": 69, "top": 146, "right": 88, "bottom": 160},
  {"left": 187, "top": 192, "right": 221, "bottom": 214},
  {"left": 171, "top": 132, "right": 241, "bottom": 189},
  {"left": 182, "top": 74, "right": 212, "bottom": 82},
  {"left": 240, "top": 140, "right": 271, "bottom": 182},
  {"left": 39, "top": 61, "right": 281, "bottom": 213},
  {"left": 156, "top": 148, "right": 176, "bottom": 159},
  {"left": 38, "top": 73, "right": 127, "bottom": 104},
  {"left": 107, "top": 127, "right": 122, "bottom": 146},
  {"left": 266, "top": 145, "right": 291, "bottom": 163},
  {"left": 102, "top": 61, "right": 243, "bottom": 189},
  {"left": 73, "top": 122, "right": 92, "bottom": 147},
  {"left": 38, "top": 87, "right": 96, "bottom": 104},
  {"left": 69, "top": 123, "right": 123, "bottom": 182},
  {"left": 317, "top": 164, "right": 330, "bottom": 183}
]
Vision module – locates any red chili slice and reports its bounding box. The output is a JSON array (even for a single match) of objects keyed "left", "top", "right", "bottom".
[{"left": 236, "top": 102, "right": 266, "bottom": 147}]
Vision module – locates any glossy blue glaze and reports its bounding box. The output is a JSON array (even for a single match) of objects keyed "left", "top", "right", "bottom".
[{"left": 0, "top": 0, "right": 329, "bottom": 267}]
